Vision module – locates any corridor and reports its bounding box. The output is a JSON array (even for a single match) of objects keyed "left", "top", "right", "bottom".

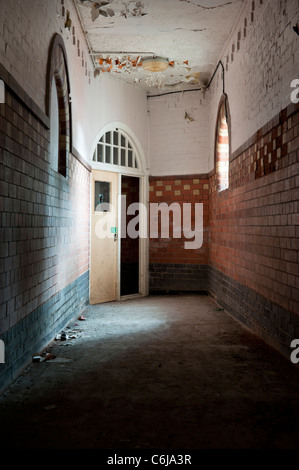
[{"left": 1, "top": 294, "right": 299, "bottom": 450}]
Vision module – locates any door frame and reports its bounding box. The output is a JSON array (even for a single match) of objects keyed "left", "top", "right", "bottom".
[
  {"left": 89, "top": 123, "right": 149, "bottom": 303},
  {"left": 117, "top": 172, "right": 148, "bottom": 301}
]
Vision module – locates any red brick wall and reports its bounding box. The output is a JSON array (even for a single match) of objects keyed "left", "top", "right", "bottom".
[
  {"left": 226, "top": 107, "right": 298, "bottom": 191},
  {"left": 210, "top": 102, "right": 299, "bottom": 316},
  {"left": 149, "top": 175, "right": 209, "bottom": 265}
]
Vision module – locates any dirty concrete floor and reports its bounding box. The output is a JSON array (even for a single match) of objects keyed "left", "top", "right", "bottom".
[{"left": 1, "top": 294, "right": 299, "bottom": 450}]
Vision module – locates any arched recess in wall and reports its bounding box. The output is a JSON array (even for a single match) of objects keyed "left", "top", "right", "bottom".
[
  {"left": 215, "top": 96, "right": 231, "bottom": 192},
  {"left": 46, "top": 34, "right": 72, "bottom": 178}
]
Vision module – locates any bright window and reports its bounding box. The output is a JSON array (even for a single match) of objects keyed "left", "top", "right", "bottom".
[
  {"left": 93, "top": 129, "right": 139, "bottom": 170},
  {"left": 216, "top": 103, "right": 229, "bottom": 192}
]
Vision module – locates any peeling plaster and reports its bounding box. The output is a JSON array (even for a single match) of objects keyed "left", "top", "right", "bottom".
[{"left": 75, "top": 0, "right": 245, "bottom": 93}]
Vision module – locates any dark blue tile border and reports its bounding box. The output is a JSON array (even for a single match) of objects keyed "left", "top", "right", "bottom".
[
  {"left": 0, "top": 271, "right": 89, "bottom": 392},
  {"left": 208, "top": 266, "right": 296, "bottom": 361},
  {"left": 149, "top": 263, "right": 209, "bottom": 293}
]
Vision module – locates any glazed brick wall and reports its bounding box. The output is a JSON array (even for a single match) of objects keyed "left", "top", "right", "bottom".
[
  {"left": 209, "top": 102, "right": 299, "bottom": 356},
  {"left": 227, "top": 106, "right": 299, "bottom": 190},
  {"left": 209, "top": 0, "right": 299, "bottom": 157},
  {"left": 0, "top": 67, "right": 90, "bottom": 390},
  {"left": 0, "top": 0, "right": 93, "bottom": 115},
  {"left": 208, "top": 267, "right": 296, "bottom": 360},
  {"left": 148, "top": 91, "right": 211, "bottom": 176},
  {"left": 0, "top": 271, "right": 89, "bottom": 390},
  {"left": 149, "top": 263, "right": 209, "bottom": 293},
  {"left": 148, "top": 102, "right": 299, "bottom": 357},
  {"left": 149, "top": 175, "right": 209, "bottom": 292}
]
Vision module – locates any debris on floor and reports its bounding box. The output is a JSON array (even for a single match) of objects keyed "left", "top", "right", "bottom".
[
  {"left": 44, "top": 353, "right": 56, "bottom": 361},
  {"left": 55, "top": 327, "right": 83, "bottom": 343},
  {"left": 31, "top": 314, "right": 88, "bottom": 364},
  {"left": 61, "top": 331, "right": 68, "bottom": 341},
  {"left": 32, "top": 353, "right": 56, "bottom": 363},
  {"left": 4, "top": 296, "right": 299, "bottom": 450}
]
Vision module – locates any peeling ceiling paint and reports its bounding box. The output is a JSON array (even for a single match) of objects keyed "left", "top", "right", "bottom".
[{"left": 74, "top": 0, "right": 245, "bottom": 95}]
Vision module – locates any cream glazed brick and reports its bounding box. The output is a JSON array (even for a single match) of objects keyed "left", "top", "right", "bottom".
[
  {"left": 0, "top": 0, "right": 93, "bottom": 115},
  {"left": 0, "top": 99, "right": 90, "bottom": 333},
  {"left": 209, "top": 0, "right": 299, "bottom": 162},
  {"left": 0, "top": 0, "right": 56, "bottom": 111},
  {"left": 148, "top": 90, "right": 211, "bottom": 176}
]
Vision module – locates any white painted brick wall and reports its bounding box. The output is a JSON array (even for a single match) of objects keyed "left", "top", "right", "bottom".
[
  {"left": 147, "top": 0, "right": 299, "bottom": 176},
  {"left": 85, "top": 73, "right": 149, "bottom": 168},
  {"left": 0, "top": 40, "right": 90, "bottom": 341},
  {"left": 0, "top": 0, "right": 61, "bottom": 111},
  {"left": 209, "top": 0, "right": 299, "bottom": 167},
  {"left": 0, "top": 0, "right": 149, "bottom": 167},
  {"left": 148, "top": 91, "right": 211, "bottom": 176}
]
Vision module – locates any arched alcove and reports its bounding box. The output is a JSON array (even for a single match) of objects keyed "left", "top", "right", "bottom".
[{"left": 46, "top": 34, "right": 72, "bottom": 178}]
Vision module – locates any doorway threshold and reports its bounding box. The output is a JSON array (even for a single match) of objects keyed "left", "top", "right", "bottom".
[{"left": 120, "top": 293, "right": 145, "bottom": 302}]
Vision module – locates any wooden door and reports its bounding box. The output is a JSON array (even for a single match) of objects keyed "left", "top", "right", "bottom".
[{"left": 90, "top": 170, "right": 118, "bottom": 304}]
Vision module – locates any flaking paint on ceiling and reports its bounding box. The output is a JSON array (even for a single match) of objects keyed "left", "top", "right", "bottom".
[{"left": 74, "top": 0, "right": 245, "bottom": 94}]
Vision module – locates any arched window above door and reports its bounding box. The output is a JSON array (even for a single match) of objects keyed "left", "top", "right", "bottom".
[{"left": 93, "top": 129, "right": 139, "bottom": 170}]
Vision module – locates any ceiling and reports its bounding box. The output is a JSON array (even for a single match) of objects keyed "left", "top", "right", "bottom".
[{"left": 74, "top": 0, "right": 245, "bottom": 95}]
